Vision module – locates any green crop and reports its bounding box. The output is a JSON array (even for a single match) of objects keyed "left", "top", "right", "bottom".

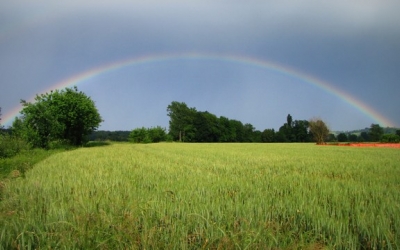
[{"left": 1, "top": 143, "right": 399, "bottom": 249}]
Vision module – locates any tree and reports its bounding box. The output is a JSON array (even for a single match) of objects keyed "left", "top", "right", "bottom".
[
  {"left": 359, "top": 131, "right": 369, "bottom": 142},
  {"left": 229, "top": 119, "right": 244, "bottom": 142},
  {"left": 348, "top": 134, "right": 358, "bottom": 142},
  {"left": 17, "top": 86, "right": 102, "bottom": 147},
  {"left": 396, "top": 130, "right": 400, "bottom": 137},
  {"left": 148, "top": 126, "right": 167, "bottom": 143},
  {"left": 167, "top": 101, "right": 196, "bottom": 142},
  {"left": 129, "top": 127, "right": 149, "bottom": 143},
  {"left": 278, "top": 114, "right": 294, "bottom": 142},
  {"left": 193, "top": 111, "right": 220, "bottom": 142},
  {"left": 218, "top": 116, "right": 236, "bottom": 142},
  {"left": 369, "top": 124, "right": 383, "bottom": 142},
  {"left": 308, "top": 118, "right": 329, "bottom": 144},
  {"left": 0, "top": 107, "right": 3, "bottom": 131},
  {"left": 252, "top": 130, "right": 262, "bottom": 142},
  {"left": 261, "top": 129, "right": 275, "bottom": 142},
  {"left": 381, "top": 134, "right": 400, "bottom": 143},
  {"left": 274, "top": 131, "right": 287, "bottom": 142},
  {"left": 243, "top": 123, "right": 256, "bottom": 142},
  {"left": 292, "top": 120, "right": 310, "bottom": 142},
  {"left": 337, "top": 133, "right": 348, "bottom": 142}
]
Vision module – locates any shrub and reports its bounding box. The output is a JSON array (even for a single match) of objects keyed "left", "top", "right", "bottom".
[
  {"left": 129, "top": 126, "right": 167, "bottom": 143},
  {"left": 0, "top": 134, "right": 30, "bottom": 158}
]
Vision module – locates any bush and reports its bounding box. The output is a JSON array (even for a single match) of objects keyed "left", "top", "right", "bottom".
[
  {"left": 0, "top": 134, "right": 30, "bottom": 158},
  {"left": 129, "top": 126, "right": 167, "bottom": 143}
]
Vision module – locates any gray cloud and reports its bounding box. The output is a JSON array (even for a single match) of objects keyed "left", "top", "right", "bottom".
[{"left": 1, "top": 1, "right": 399, "bottom": 130}]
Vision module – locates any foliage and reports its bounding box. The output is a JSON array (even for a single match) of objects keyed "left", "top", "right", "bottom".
[
  {"left": 15, "top": 87, "right": 102, "bottom": 148},
  {"left": 193, "top": 111, "right": 220, "bottom": 142},
  {"left": 1, "top": 143, "right": 399, "bottom": 249},
  {"left": 147, "top": 126, "right": 168, "bottom": 143},
  {"left": 327, "top": 133, "right": 336, "bottom": 142},
  {"left": 337, "top": 133, "right": 348, "bottom": 142},
  {"left": 0, "top": 148, "right": 60, "bottom": 180},
  {"left": 381, "top": 133, "right": 400, "bottom": 143},
  {"left": 0, "top": 134, "right": 30, "bottom": 158},
  {"left": 129, "top": 126, "right": 167, "bottom": 143},
  {"left": 369, "top": 124, "right": 384, "bottom": 142},
  {"left": 129, "top": 127, "right": 149, "bottom": 143},
  {"left": 308, "top": 118, "right": 329, "bottom": 144},
  {"left": 261, "top": 129, "right": 275, "bottom": 142},
  {"left": 167, "top": 102, "right": 315, "bottom": 143},
  {"left": 359, "top": 131, "right": 369, "bottom": 142},
  {"left": 167, "top": 101, "right": 197, "bottom": 142},
  {"left": 88, "top": 130, "right": 130, "bottom": 141},
  {"left": 292, "top": 120, "right": 310, "bottom": 142},
  {"left": 348, "top": 134, "right": 358, "bottom": 142}
]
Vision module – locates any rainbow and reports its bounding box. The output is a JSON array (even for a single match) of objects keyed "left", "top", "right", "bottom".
[{"left": 1, "top": 52, "right": 396, "bottom": 127}]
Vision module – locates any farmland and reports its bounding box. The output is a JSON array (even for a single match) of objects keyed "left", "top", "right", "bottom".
[{"left": 1, "top": 143, "right": 399, "bottom": 249}]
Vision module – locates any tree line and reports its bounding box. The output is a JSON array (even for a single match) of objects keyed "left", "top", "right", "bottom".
[
  {"left": 166, "top": 101, "right": 331, "bottom": 143},
  {"left": 165, "top": 101, "right": 400, "bottom": 144}
]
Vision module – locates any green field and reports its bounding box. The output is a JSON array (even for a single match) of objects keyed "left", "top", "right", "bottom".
[{"left": 1, "top": 143, "right": 399, "bottom": 249}]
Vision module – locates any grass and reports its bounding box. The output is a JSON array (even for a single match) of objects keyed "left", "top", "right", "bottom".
[
  {"left": 0, "top": 148, "right": 63, "bottom": 180},
  {"left": 1, "top": 143, "right": 399, "bottom": 249}
]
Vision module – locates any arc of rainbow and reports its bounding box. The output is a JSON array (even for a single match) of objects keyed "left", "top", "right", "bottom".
[{"left": 1, "top": 52, "right": 395, "bottom": 127}]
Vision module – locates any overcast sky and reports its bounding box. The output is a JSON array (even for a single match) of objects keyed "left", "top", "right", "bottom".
[{"left": 1, "top": 1, "right": 399, "bottom": 131}]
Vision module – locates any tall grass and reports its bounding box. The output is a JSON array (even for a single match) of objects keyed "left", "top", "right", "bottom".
[{"left": 1, "top": 143, "right": 399, "bottom": 249}]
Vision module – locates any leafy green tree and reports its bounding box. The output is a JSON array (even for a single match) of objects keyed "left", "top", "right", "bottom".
[
  {"left": 278, "top": 114, "right": 295, "bottom": 142},
  {"left": 16, "top": 87, "right": 102, "bottom": 147},
  {"left": 277, "top": 126, "right": 289, "bottom": 142},
  {"left": 129, "top": 127, "right": 149, "bottom": 143},
  {"left": 396, "top": 130, "right": 400, "bottom": 137},
  {"left": 261, "top": 129, "right": 275, "bottom": 142},
  {"left": 148, "top": 126, "right": 167, "bottom": 143},
  {"left": 359, "top": 131, "right": 369, "bottom": 142},
  {"left": 193, "top": 111, "right": 220, "bottom": 142},
  {"left": 308, "top": 118, "right": 329, "bottom": 144},
  {"left": 243, "top": 123, "right": 256, "bottom": 142},
  {"left": 348, "top": 134, "right": 358, "bottom": 142},
  {"left": 229, "top": 119, "right": 244, "bottom": 142},
  {"left": 252, "top": 130, "right": 262, "bottom": 142},
  {"left": 218, "top": 116, "right": 235, "bottom": 142},
  {"left": 167, "top": 101, "right": 196, "bottom": 142},
  {"left": 274, "top": 131, "right": 287, "bottom": 142},
  {"left": 369, "top": 124, "right": 383, "bottom": 142},
  {"left": 129, "top": 126, "right": 167, "bottom": 143},
  {"left": 292, "top": 120, "right": 310, "bottom": 142},
  {"left": 337, "top": 133, "right": 348, "bottom": 142}
]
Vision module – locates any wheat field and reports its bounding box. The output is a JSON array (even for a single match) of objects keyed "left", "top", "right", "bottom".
[{"left": 1, "top": 143, "right": 399, "bottom": 249}]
